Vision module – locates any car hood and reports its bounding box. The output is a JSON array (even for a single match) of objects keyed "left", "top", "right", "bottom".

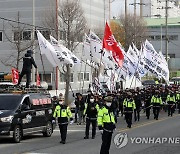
[{"left": 0, "top": 110, "right": 13, "bottom": 118}]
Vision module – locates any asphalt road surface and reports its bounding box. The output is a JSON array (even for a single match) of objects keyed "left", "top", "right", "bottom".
[{"left": 0, "top": 110, "right": 180, "bottom": 154}]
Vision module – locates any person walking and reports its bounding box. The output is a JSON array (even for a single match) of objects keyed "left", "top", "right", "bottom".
[
  {"left": 98, "top": 96, "right": 116, "bottom": 154},
  {"left": 18, "top": 50, "right": 37, "bottom": 88},
  {"left": 166, "top": 91, "right": 176, "bottom": 116},
  {"left": 123, "top": 92, "right": 136, "bottom": 128},
  {"left": 53, "top": 94, "right": 73, "bottom": 144},
  {"left": 84, "top": 95, "right": 99, "bottom": 139},
  {"left": 151, "top": 90, "right": 162, "bottom": 120},
  {"left": 176, "top": 91, "right": 180, "bottom": 114}
]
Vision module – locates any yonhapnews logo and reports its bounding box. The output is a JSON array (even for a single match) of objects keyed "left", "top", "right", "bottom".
[{"left": 114, "top": 132, "right": 128, "bottom": 149}]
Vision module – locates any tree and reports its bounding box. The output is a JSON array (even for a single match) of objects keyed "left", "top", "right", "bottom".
[
  {"left": 42, "top": 0, "right": 87, "bottom": 104},
  {"left": 1, "top": 12, "right": 35, "bottom": 70},
  {"left": 111, "top": 14, "right": 148, "bottom": 51}
]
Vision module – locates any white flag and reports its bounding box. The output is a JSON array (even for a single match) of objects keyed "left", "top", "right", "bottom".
[
  {"left": 37, "top": 30, "right": 73, "bottom": 67},
  {"left": 50, "top": 36, "right": 81, "bottom": 65}
]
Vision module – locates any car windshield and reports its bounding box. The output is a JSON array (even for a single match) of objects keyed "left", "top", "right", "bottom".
[{"left": 0, "top": 95, "right": 22, "bottom": 110}]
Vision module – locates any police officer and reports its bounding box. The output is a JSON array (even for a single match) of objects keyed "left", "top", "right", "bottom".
[
  {"left": 151, "top": 90, "right": 162, "bottom": 120},
  {"left": 123, "top": 92, "right": 136, "bottom": 128},
  {"left": 53, "top": 94, "right": 73, "bottom": 144},
  {"left": 176, "top": 91, "right": 180, "bottom": 114},
  {"left": 166, "top": 91, "right": 176, "bottom": 116},
  {"left": 18, "top": 50, "right": 37, "bottom": 88},
  {"left": 97, "top": 96, "right": 116, "bottom": 154},
  {"left": 84, "top": 95, "right": 99, "bottom": 139}
]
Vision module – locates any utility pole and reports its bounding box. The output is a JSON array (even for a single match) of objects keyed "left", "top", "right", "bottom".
[
  {"left": 165, "top": 0, "right": 168, "bottom": 62},
  {"left": 32, "top": 0, "right": 35, "bottom": 83},
  {"left": 125, "top": 0, "right": 127, "bottom": 51}
]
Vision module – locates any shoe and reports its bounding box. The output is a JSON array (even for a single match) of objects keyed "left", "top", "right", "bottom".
[
  {"left": 156, "top": 118, "right": 158, "bottom": 120},
  {"left": 92, "top": 136, "right": 95, "bottom": 139},
  {"left": 60, "top": 141, "right": 66, "bottom": 144},
  {"left": 84, "top": 136, "right": 89, "bottom": 139}
]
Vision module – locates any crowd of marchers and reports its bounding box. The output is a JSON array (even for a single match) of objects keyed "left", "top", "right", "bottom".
[{"left": 52, "top": 84, "right": 180, "bottom": 154}]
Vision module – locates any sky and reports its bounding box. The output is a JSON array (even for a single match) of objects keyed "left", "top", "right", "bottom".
[{"left": 111, "top": 0, "right": 140, "bottom": 18}]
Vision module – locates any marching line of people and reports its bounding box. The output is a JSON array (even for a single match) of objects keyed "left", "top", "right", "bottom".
[{"left": 52, "top": 84, "right": 180, "bottom": 154}]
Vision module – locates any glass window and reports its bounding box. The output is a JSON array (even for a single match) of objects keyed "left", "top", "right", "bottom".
[
  {"left": 78, "top": 73, "right": 84, "bottom": 81},
  {"left": 84, "top": 72, "right": 89, "bottom": 81},
  {"left": 155, "top": 35, "right": 161, "bottom": 40},
  {"left": 169, "top": 35, "right": 178, "bottom": 41},
  {"left": 70, "top": 73, "right": 73, "bottom": 82},
  {"left": 14, "top": 31, "right": 22, "bottom": 41},
  {"left": 41, "top": 30, "right": 50, "bottom": 40},
  {"left": 0, "top": 31, "right": 2, "bottom": 41},
  {"left": 60, "top": 73, "right": 66, "bottom": 82},
  {"left": 23, "top": 31, "right": 31, "bottom": 40}
]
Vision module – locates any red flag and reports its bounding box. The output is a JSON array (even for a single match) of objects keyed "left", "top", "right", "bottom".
[
  {"left": 11, "top": 68, "right": 19, "bottom": 84},
  {"left": 103, "top": 22, "right": 124, "bottom": 67},
  {"left": 36, "top": 71, "right": 41, "bottom": 86}
]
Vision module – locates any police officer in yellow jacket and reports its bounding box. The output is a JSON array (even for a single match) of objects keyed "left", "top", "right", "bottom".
[
  {"left": 97, "top": 96, "right": 116, "bottom": 154},
  {"left": 123, "top": 92, "right": 136, "bottom": 128},
  {"left": 176, "top": 91, "right": 180, "bottom": 114},
  {"left": 151, "top": 90, "right": 162, "bottom": 120},
  {"left": 166, "top": 91, "right": 176, "bottom": 116},
  {"left": 53, "top": 94, "right": 73, "bottom": 144}
]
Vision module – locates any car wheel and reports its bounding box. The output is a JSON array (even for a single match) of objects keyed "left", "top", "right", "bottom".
[
  {"left": 43, "top": 121, "right": 53, "bottom": 137},
  {"left": 13, "top": 125, "right": 22, "bottom": 143}
]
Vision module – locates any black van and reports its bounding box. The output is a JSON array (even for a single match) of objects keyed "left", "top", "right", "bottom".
[{"left": 0, "top": 90, "right": 54, "bottom": 143}]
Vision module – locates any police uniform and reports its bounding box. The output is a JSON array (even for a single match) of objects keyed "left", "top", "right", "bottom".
[
  {"left": 151, "top": 93, "right": 162, "bottom": 120},
  {"left": 176, "top": 92, "right": 180, "bottom": 114},
  {"left": 123, "top": 93, "right": 136, "bottom": 128},
  {"left": 166, "top": 93, "right": 176, "bottom": 116},
  {"left": 18, "top": 50, "right": 37, "bottom": 88},
  {"left": 84, "top": 99, "right": 99, "bottom": 139},
  {"left": 53, "top": 98, "right": 73, "bottom": 144},
  {"left": 98, "top": 96, "right": 116, "bottom": 154}
]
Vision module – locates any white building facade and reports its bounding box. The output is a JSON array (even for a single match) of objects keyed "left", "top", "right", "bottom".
[{"left": 0, "top": 0, "right": 110, "bottom": 91}]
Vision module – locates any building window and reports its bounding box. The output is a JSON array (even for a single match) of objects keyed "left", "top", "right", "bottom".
[
  {"left": 41, "top": 30, "right": 50, "bottom": 40},
  {"left": 23, "top": 31, "right": 31, "bottom": 40},
  {"left": 14, "top": 31, "right": 22, "bottom": 41},
  {"left": 60, "top": 73, "right": 73, "bottom": 82},
  {"left": 84, "top": 72, "right": 89, "bottom": 81},
  {"left": 70, "top": 73, "right": 74, "bottom": 82},
  {"left": 78, "top": 73, "right": 84, "bottom": 81},
  {"left": 60, "top": 73, "right": 66, "bottom": 82},
  {"left": 155, "top": 35, "right": 161, "bottom": 40},
  {"left": 169, "top": 35, "right": 178, "bottom": 41},
  {"left": 0, "top": 31, "right": 2, "bottom": 41}
]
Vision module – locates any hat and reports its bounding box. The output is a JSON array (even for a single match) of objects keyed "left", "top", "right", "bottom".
[
  {"left": 127, "top": 92, "right": 132, "bottom": 96},
  {"left": 59, "top": 93, "right": 64, "bottom": 100},
  {"left": 27, "top": 50, "right": 33, "bottom": 54},
  {"left": 104, "top": 96, "right": 113, "bottom": 102}
]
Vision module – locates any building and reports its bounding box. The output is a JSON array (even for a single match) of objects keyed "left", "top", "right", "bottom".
[
  {"left": 0, "top": 0, "right": 110, "bottom": 91},
  {"left": 145, "top": 17, "right": 180, "bottom": 77},
  {"left": 142, "top": 0, "right": 180, "bottom": 18}
]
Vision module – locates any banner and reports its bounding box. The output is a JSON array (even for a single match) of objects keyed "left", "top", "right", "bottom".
[
  {"left": 50, "top": 36, "right": 81, "bottom": 65},
  {"left": 11, "top": 68, "right": 19, "bottom": 84},
  {"left": 37, "top": 30, "right": 73, "bottom": 67},
  {"left": 143, "top": 40, "right": 169, "bottom": 82}
]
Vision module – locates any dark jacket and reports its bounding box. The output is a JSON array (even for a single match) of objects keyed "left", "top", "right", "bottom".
[
  {"left": 75, "top": 98, "right": 85, "bottom": 111},
  {"left": 22, "top": 53, "right": 37, "bottom": 72},
  {"left": 85, "top": 102, "right": 98, "bottom": 119}
]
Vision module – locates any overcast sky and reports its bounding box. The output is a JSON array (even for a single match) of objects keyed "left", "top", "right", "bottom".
[{"left": 111, "top": 0, "right": 140, "bottom": 18}]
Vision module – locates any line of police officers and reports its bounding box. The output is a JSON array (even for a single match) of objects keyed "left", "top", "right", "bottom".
[{"left": 52, "top": 85, "right": 180, "bottom": 154}]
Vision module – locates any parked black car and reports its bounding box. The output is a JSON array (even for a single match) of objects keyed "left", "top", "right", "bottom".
[{"left": 0, "top": 90, "right": 54, "bottom": 143}]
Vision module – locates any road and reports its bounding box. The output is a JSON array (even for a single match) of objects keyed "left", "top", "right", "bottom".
[{"left": 0, "top": 110, "right": 180, "bottom": 154}]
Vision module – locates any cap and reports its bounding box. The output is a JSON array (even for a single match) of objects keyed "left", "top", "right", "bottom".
[
  {"left": 27, "top": 50, "right": 33, "bottom": 54},
  {"left": 104, "top": 96, "right": 113, "bottom": 102},
  {"left": 127, "top": 92, "right": 132, "bottom": 96}
]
